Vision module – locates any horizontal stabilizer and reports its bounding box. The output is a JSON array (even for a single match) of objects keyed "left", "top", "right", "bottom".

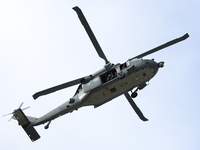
[
  {"left": 14, "top": 109, "right": 40, "bottom": 142},
  {"left": 22, "top": 126, "right": 40, "bottom": 142}
]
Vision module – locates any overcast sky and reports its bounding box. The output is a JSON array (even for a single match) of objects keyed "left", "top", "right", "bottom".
[{"left": 1, "top": 0, "right": 199, "bottom": 149}]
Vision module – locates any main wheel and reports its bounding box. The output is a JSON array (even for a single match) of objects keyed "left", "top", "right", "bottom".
[
  {"left": 44, "top": 125, "right": 49, "bottom": 129},
  {"left": 131, "top": 92, "right": 138, "bottom": 98}
]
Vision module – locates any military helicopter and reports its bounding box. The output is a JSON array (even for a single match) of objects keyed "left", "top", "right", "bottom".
[{"left": 3, "top": 6, "right": 189, "bottom": 142}]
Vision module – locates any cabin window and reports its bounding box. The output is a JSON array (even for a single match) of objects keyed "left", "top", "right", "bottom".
[
  {"left": 126, "top": 60, "right": 131, "bottom": 67},
  {"left": 116, "top": 67, "right": 120, "bottom": 73},
  {"left": 93, "top": 77, "right": 100, "bottom": 83},
  {"left": 120, "top": 63, "right": 127, "bottom": 70},
  {"left": 100, "top": 69, "right": 117, "bottom": 83},
  {"left": 74, "top": 84, "right": 82, "bottom": 96}
]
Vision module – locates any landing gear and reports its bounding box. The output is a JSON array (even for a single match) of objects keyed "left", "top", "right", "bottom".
[
  {"left": 44, "top": 121, "right": 51, "bottom": 129},
  {"left": 131, "top": 82, "right": 148, "bottom": 98},
  {"left": 131, "top": 92, "right": 138, "bottom": 98},
  {"left": 131, "top": 88, "right": 138, "bottom": 98}
]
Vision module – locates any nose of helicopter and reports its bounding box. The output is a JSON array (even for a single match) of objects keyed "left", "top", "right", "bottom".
[
  {"left": 127, "top": 58, "right": 164, "bottom": 79},
  {"left": 141, "top": 59, "right": 164, "bottom": 78},
  {"left": 157, "top": 61, "right": 164, "bottom": 68},
  {"left": 149, "top": 60, "right": 164, "bottom": 77}
]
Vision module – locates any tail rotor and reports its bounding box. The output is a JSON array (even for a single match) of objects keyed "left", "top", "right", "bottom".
[{"left": 2, "top": 102, "right": 30, "bottom": 122}]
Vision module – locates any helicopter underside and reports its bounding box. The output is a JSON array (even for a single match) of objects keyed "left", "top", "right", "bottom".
[{"left": 81, "top": 67, "right": 155, "bottom": 107}]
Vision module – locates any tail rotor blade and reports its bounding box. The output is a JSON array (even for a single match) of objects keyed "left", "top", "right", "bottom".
[
  {"left": 3, "top": 102, "right": 29, "bottom": 122},
  {"left": 22, "top": 106, "right": 30, "bottom": 111},
  {"left": 8, "top": 117, "right": 12, "bottom": 122},
  {"left": 2, "top": 112, "right": 13, "bottom": 117},
  {"left": 8, "top": 116, "right": 15, "bottom": 122},
  {"left": 18, "top": 102, "right": 24, "bottom": 109}
]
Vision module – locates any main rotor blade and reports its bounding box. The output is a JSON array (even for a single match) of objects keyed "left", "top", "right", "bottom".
[
  {"left": 133, "top": 33, "right": 189, "bottom": 59},
  {"left": 124, "top": 92, "right": 148, "bottom": 121},
  {"left": 73, "top": 6, "right": 109, "bottom": 64},
  {"left": 33, "top": 77, "right": 84, "bottom": 100}
]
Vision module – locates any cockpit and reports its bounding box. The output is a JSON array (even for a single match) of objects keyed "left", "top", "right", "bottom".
[
  {"left": 119, "top": 59, "right": 133, "bottom": 70},
  {"left": 131, "top": 58, "right": 140, "bottom": 63},
  {"left": 120, "top": 63, "right": 127, "bottom": 70}
]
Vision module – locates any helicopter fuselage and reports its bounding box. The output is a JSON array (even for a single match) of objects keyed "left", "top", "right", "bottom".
[{"left": 32, "top": 58, "right": 162, "bottom": 126}]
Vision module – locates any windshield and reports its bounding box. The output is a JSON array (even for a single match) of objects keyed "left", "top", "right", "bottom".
[{"left": 131, "top": 58, "right": 140, "bottom": 63}]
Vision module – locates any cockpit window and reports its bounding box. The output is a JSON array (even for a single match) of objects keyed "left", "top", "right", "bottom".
[
  {"left": 100, "top": 69, "right": 117, "bottom": 83},
  {"left": 126, "top": 60, "right": 131, "bottom": 67},
  {"left": 74, "top": 84, "right": 82, "bottom": 96},
  {"left": 131, "top": 58, "right": 140, "bottom": 63},
  {"left": 120, "top": 63, "right": 127, "bottom": 70}
]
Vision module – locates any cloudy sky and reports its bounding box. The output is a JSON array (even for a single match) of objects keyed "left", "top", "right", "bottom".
[{"left": 0, "top": 0, "right": 199, "bottom": 149}]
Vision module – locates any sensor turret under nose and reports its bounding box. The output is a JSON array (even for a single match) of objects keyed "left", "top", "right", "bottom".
[{"left": 158, "top": 62, "right": 164, "bottom": 68}]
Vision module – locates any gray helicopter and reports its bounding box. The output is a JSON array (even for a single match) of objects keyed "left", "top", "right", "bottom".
[{"left": 3, "top": 6, "right": 189, "bottom": 142}]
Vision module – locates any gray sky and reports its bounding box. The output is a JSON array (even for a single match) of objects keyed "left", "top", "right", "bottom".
[{"left": 1, "top": 0, "right": 199, "bottom": 149}]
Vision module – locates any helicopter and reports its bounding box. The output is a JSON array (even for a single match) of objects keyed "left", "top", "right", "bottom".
[{"left": 3, "top": 6, "right": 189, "bottom": 142}]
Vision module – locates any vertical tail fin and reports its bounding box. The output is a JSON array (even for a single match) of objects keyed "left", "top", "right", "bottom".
[{"left": 13, "top": 109, "right": 40, "bottom": 142}]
